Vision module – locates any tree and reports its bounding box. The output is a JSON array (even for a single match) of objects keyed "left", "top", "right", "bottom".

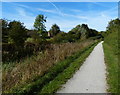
[
  {"left": 89, "top": 29, "right": 98, "bottom": 37},
  {"left": 34, "top": 15, "right": 47, "bottom": 35},
  {"left": 48, "top": 24, "right": 61, "bottom": 37},
  {"left": 69, "top": 24, "right": 98, "bottom": 40},
  {"left": 80, "top": 24, "right": 90, "bottom": 39},
  {"left": 33, "top": 15, "right": 47, "bottom": 43},
  {"left": 1, "top": 19, "right": 9, "bottom": 43},
  {"left": 107, "top": 18, "right": 120, "bottom": 33},
  {"left": 8, "top": 20, "right": 27, "bottom": 47},
  {"left": 69, "top": 25, "right": 81, "bottom": 40}
]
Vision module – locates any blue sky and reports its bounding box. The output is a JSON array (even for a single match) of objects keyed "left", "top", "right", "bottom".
[{"left": 2, "top": 2, "right": 118, "bottom": 32}]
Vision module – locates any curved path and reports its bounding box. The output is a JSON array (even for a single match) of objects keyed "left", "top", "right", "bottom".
[{"left": 57, "top": 41, "right": 107, "bottom": 93}]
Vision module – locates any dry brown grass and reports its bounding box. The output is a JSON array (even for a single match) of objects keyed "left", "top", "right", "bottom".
[{"left": 2, "top": 39, "right": 95, "bottom": 92}]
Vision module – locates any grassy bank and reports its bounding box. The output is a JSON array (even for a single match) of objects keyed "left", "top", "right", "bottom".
[
  {"left": 10, "top": 41, "right": 98, "bottom": 94},
  {"left": 40, "top": 42, "right": 97, "bottom": 94},
  {"left": 3, "top": 39, "right": 95, "bottom": 93},
  {"left": 103, "top": 31, "right": 118, "bottom": 93}
]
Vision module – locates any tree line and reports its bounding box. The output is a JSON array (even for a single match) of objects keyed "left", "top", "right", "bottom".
[{"left": 1, "top": 14, "right": 100, "bottom": 63}]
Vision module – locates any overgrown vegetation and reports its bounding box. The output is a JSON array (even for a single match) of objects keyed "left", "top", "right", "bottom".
[
  {"left": 2, "top": 39, "right": 96, "bottom": 93},
  {"left": 1, "top": 14, "right": 102, "bottom": 94},
  {"left": 103, "top": 18, "right": 119, "bottom": 93},
  {"left": 51, "top": 24, "right": 100, "bottom": 43},
  {"left": 9, "top": 40, "right": 98, "bottom": 94},
  {"left": 40, "top": 42, "right": 98, "bottom": 94},
  {"left": 1, "top": 14, "right": 100, "bottom": 62}
]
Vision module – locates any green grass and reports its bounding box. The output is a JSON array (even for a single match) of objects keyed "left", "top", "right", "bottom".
[
  {"left": 103, "top": 31, "right": 119, "bottom": 93},
  {"left": 10, "top": 41, "right": 98, "bottom": 94},
  {"left": 103, "top": 43, "right": 118, "bottom": 93}
]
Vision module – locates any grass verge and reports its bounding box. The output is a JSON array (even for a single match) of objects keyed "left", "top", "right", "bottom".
[
  {"left": 39, "top": 42, "right": 97, "bottom": 94},
  {"left": 103, "top": 42, "right": 118, "bottom": 93},
  {"left": 11, "top": 41, "right": 98, "bottom": 94},
  {"left": 3, "top": 39, "right": 94, "bottom": 92},
  {"left": 10, "top": 43, "right": 96, "bottom": 94}
]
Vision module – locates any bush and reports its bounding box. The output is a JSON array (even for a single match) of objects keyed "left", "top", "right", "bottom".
[
  {"left": 8, "top": 20, "right": 27, "bottom": 47},
  {"left": 2, "top": 42, "right": 46, "bottom": 63}
]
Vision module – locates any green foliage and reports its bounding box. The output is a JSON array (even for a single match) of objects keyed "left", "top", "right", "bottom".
[
  {"left": 25, "top": 38, "right": 34, "bottom": 43},
  {"left": 69, "top": 24, "right": 98, "bottom": 40},
  {"left": 1, "top": 19, "right": 9, "bottom": 43},
  {"left": 80, "top": 24, "right": 98, "bottom": 39},
  {"left": 99, "top": 31, "right": 106, "bottom": 39},
  {"left": 103, "top": 18, "right": 120, "bottom": 93},
  {"left": 2, "top": 15, "right": 47, "bottom": 63},
  {"left": 8, "top": 20, "right": 27, "bottom": 46},
  {"left": 52, "top": 32, "right": 69, "bottom": 43},
  {"left": 2, "top": 20, "right": 46, "bottom": 63},
  {"left": 105, "top": 18, "right": 120, "bottom": 54},
  {"left": 52, "top": 32, "right": 79, "bottom": 43},
  {"left": 48, "top": 24, "right": 61, "bottom": 37},
  {"left": 89, "top": 29, "right": 98, "bottom": 37},
  {"left": 68, "top": 25, "right": 81, "bottom": 40},
  {"left": 34, "top": 15, "right": 46, "bottom": 31},
  {"left": 51, "top": 24, "right": 99, "bottom": 43},
  {"left": 2, "top": 20, "right": 30, "bottom": 62},
  {"left": 107, "top": 18, "right": 120, "bottom": 34},
  {"left": 80, "top": 24, "right": 89, "bottom": 39},
  {"left": 27, "top": 30, "right": 42, "bottom": 44},
  {"left": 33, "top": 15, "right": 48, "bottom": 43}
]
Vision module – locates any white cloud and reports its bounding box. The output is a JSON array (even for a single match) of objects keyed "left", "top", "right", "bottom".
[
  {"left": 38, "top": 8, "right": 56, "bottom": 13},
  {"left": 45, "top": 5, "right": 117, "bottom": 32},
  {"left": 24, "top": 5, "right": 118, "bottom": 31},
  {"left": 85, "top": 15, "right": 112, "bottom": 31},
  {"left": 48, "top": 0, "right": 65, "bottom": 16},
  {"left": 46, "top": 19, "right": 80, "bottom": 32},
  {"left": 17, "top": 8, "right": 27, "bottom": 17},
  {"left": 2, "top": 2, "right": 118, "bottom": 32},
  {"left": 9, "top": 2, "right": 64, "bottom": 16},
  {"left": 63, "top": 13, "right": 88, "bottom": 20}
]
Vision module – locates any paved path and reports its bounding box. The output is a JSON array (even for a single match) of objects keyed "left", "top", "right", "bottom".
[{"left": 57, "top": 41, "right": 107, "bottom": 93}]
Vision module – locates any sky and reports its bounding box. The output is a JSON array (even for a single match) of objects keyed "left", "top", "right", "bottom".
[
  {"left": 1, "top": 0, "right": 120, "bottom": 2},
  {"left": 1, "top": 2, "right": 118, "bottom": 32}
]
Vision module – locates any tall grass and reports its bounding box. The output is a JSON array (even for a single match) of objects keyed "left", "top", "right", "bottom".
[
  {"left": 2, "top": 39, "right": 95, "bottom": 93},
  {"left": 103, "top": 31, "right": 118, "bottom": 93},
  {"left": 40, "top": 42, "right": 97, "bottom": 94},
  {"left": 10, "top": 40, "right": 97, "bottom": 94}
]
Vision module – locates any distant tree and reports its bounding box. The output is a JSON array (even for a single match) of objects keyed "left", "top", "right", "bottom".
[
  {"left": 8, "top": 20, "right": 27, "bottom": 47},
  {"left": 33, "top": 15, "right": 47, "bottom": 43},
  {"left": 1, "top": 19, "right": 9, "bottom": 43},
  {"left": 69, "top": 24, "right": 98, "bottom": 40},
  {"left": 89, "top": 29, "right": 98, "bottom": 37},
  {"left": 68, "top": 25, "right": 81, "bottom": 40},
  {"left": 49, "top": 24, "right": 61, "bottom": 37},
  {"left": 80, "top": 24, "right": 89, "bottom": 38}
]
